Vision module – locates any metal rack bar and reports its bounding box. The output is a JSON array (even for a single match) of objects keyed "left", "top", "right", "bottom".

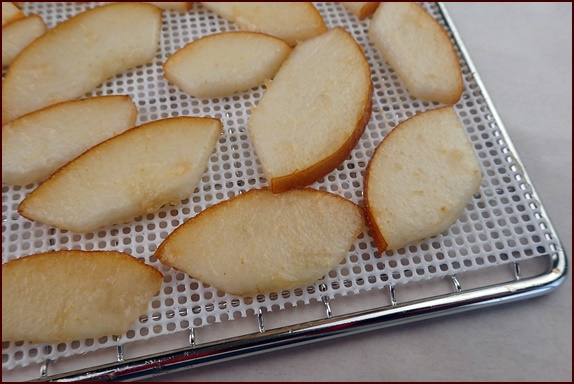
[
  {"left": 450, "top": 275, "right": 463, "bottom": 292},
  {"left": 513, "top": 262, "right": 522, "bottom": 281},
  {"left": 389, "top": 285, "right": 398, "bottom": 306},
  {"left": 257, "top": 308, "right": 265, "bottom": 333},
  {"left": 33, "top": 250, "right": 566, "bottom": 382},
  {"left": 188, "top": 328, "right": 196, "bottom": 347},
  {"left": 39, "top": 361, "right": 48, "bottom": 379},
  {"left": 319, "top": 283, "right": 333, "bottom": 318},
  {"left": 114, "top": 336, "right": 124, "bottom": 363}
]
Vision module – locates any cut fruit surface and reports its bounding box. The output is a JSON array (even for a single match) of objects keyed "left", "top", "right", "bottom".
[
  {"left": 19, "top": 117, "right": 221, "bottom": 233},
  {"left": 2, "top": 95, "right": 137, "bottom": 185},
  {"left": 157, "top": 188, "right": 365, "bottom": 296},
  {"left": 365, "top": 107, "right": 481, "bottom": 252},
  {"left": 2, "top": 250, "right": 162, "bottom": 343},
  {"left": 1, "top": 14, "right": 47, "bottom": 67},
  {"left": 2, "top": 2, "right": 24, "bottom": 27},
  {"left": 146, "top": 2, "right": 192, "bottom": 11},
  {"left": 200, "top": 2, "right": 327, "bottom": 45},
  {"left": 164, "top": 31, "right": 291, "bottom": 98},
  {"left": 369, "top": 2, "right": 462, "bottom": 104},
  {"left": 248, "top": 27, "right": 372, "bottom": 193},
  {"left": 2, "top": 2, "right": 161, "bottom": 123}
]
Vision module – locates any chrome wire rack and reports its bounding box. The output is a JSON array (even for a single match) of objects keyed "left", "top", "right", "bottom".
[{"left": 2, "top": 3, "right": 567, "bottom": 381}]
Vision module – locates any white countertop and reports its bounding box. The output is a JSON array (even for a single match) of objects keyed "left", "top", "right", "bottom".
[{"left": 142, "top": 3, "right": 572, "bottom": 381}]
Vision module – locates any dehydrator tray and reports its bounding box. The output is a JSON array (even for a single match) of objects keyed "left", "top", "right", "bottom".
[{"left": 1, "top": 2, "right": 568, "bottom": 381}]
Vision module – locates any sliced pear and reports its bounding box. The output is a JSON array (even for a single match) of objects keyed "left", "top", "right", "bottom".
[
  {"left": 146, "top": 2, "right": 192, "bottom": 11},
  {"left": 341, "top": 2, "right": 379, "bottom": 19},
  {"left": 364, "top": 107, "right": 482, "bottom": 252},
  {"left": 2, "top": 95, "right": 137, "bottom": 186},
  {"left": 1, "top": 3, "right": 161, "bottom": 124},
  {"left": 200, "top": 2, "right": 327, "bottom": 45},
  {"left": 19, "top": 117, "right": 222, "bottom": 233},
  {"left": 2, "top": 250, "right": 162, "bottom": 343},
  {"left": 2, "top": 14, "right": 46, "bottom": 67},
  {"left": 157, "top": 188, "right": 364, "bottom": 296},
  {"left": 164, "top": 31, "right": 292, "bottom": 98},
  {"left": 368, "top": 2, "right": 463, "bottom": 104},
  {"left": 2, "top": 2, "right": 24, "bottom": 27},
  {"left": 248, "top": 27, "right": 372, "bottom": 193}
]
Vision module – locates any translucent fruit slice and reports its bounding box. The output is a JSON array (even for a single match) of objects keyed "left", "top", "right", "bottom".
[
  {"left": 2, "top": 3, "right": 161, "bottom": 123},
  {"left": 19, "top": 117, "right": 221, "bottom": 233},
  {"left": 248, "top": 27, "right": 372, "bottom": 193},
  {"left": 164, "top": 31, "right": 291, "bottom": 98},
  {"left": 156, "top": 188, "right": 365, "bottom": 296},
  {"left": 2, "top": 250, "right": 162, "bottom": 343},
  {"left": 2, "top": 95, "right": 137, "bottom": 185},
  {"left": 365, "top": 107, "right": 482, "bottom": 252}
]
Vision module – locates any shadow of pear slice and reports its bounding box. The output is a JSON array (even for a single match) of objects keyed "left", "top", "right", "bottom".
[
  {"left": 2, "top": 250, "right": 162, "bottom": 344},
  {"left": 156, "top": 188, "right": 365, "bottom": 296},
  {"left": 2, "top": 3, "right": 161, "bottom": 123},
  {"left": 19, "top": 117, "right": 221, "bottom": 233},
  {"left": 364, "top": 107, "right": 482, "bottom": 253}
]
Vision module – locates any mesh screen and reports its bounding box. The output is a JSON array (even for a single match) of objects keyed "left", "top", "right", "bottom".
[{"left": 2, "top": 2, "right": 557, "bottom": 369}]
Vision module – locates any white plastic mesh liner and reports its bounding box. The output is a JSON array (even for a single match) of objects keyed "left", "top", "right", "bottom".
[{"left": 2, "top": 2, "right": 559, "bottom": 370}]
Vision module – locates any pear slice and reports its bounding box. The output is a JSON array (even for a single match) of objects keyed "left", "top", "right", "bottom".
[
  {"left": 19, "top": 117, "right": 222, "bottom": 233},
  {"left": 156, "top": 188, "right": 365, "bottom": 296},
  {"left": 248, "top": 27, "right": 373, "bottom": 193},
  {"left": 368, "top": 2, "right": 463, "bottom": 104},
  {"left": 364, "top": 107, "right": 482, "bottom": 252},
  {"left": 2, "top": 95, "right": 137, "bottom": 186},
  {"left": 200, "top": 2, "right": 327, "bottom": 45},
  {"left": 2, "top": 2, "right": 24, "bottom": 27},
  {"left": 2, "top": 250, "right": 162, "bottom": 343},
  {"left": 164, "top": 31, "right": 292, "bottom": 98},
  {"left": 341, "top": 2, "right": 379, "bottom": 19},
  {"left": 2, "top": 14, "right": 47, "bottom": 67},
  {"left": 146, "top": 2, "right": 192, "bottom": 11},
  {"left": 2, "top": 3, "right": 161, "bottom": 124}
]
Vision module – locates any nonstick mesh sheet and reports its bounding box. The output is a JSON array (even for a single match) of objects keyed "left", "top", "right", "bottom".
[{"left": 2, "top": 2, "right": 557, "bottom": 369}]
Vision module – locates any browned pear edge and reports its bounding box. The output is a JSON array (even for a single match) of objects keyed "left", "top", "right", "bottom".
[
  {"left": 18, "top": 116, "right": 222, "bottom": 222},
  {"left": 152, "top": 2, "right": 192, "bottom": 12},
  {"left": 363, "top": 106, "right": 458, "bottom": 254},
  {"left": 2, "top": 3, "right": 25, "bottom": 27},
  {"left": 1, "top": 95, "right": 136, "bottom": 128},
  {"left": 270, "top": 92, "right": 372, "bottom": 194},
  {"left": 3, "top": 250, "right": 163, "bottom": 282},
  {"left": 155, "top": 187, "right": 366, "bottom": 273},
  {"left": 363, "top": 153, "right": 389, "bottom": 254},
  {"left": 269, "top": 29, "right": 374, "bottom": 194},
  {"left": 357, "top": 2, "right": 380, "bottom": 19},
  {"left": 362, "top": 3, "right": 380, "bottom": 19}
]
